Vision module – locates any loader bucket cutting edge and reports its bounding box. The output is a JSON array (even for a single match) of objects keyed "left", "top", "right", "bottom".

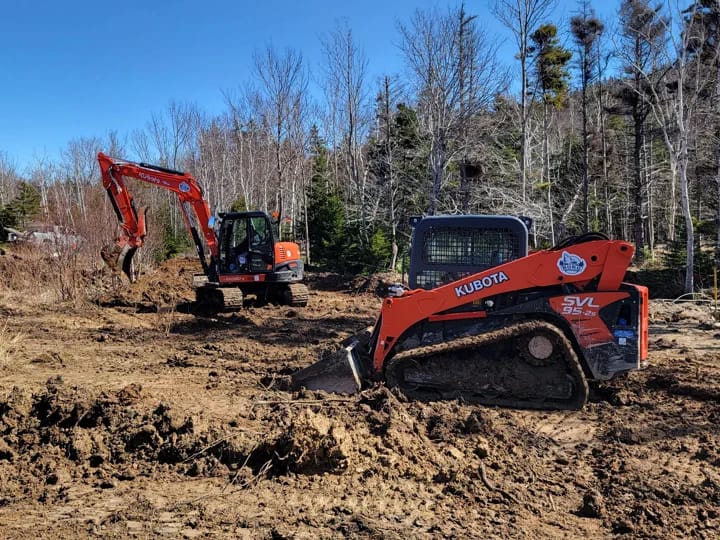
[{"left": 291, "top": 329, "right": 373, "bottom": 394}]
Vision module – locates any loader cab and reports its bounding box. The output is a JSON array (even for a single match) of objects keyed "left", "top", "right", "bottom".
[
  {"left": 408, "top": 215, "right": 529, "bottom": 290},
  {"left": 217, "top": 211, "right": 275, "bottom": 275}
]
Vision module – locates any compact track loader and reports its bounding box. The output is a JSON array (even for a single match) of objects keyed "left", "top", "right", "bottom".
[{"left": 292, "top": 215, "right": 648, "bottom": 410}]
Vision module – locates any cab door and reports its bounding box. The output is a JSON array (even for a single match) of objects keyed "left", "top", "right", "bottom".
[{"left": 247, "top": 215, "right": 275, "bottom": 272}]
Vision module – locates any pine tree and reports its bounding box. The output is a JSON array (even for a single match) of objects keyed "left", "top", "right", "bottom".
[
  {"left": 571, "top": 4, "right": 605, "bottom": 232},
  {"left": 531, "top": 23, "right": 572, "bottom": 243},
  {"left": 305, "top": 130, "right": 346, "bottom": 270},
  {"left": 5, "top": 182, "right": 40, "bottom": 229}
]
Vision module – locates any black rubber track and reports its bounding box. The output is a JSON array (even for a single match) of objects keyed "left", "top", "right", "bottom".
[
  {"left": 384, "top": 320, "right": 589, "bottom": 410},
  {"left": 280, "top": 283, "right": 309, "bottom": 307}
]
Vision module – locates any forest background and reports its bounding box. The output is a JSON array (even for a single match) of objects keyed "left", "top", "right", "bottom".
[{"left": 1, "top": 0, "right": 718, "bottom": 296}]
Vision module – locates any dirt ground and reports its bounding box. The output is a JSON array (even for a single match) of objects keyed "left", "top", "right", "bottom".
[{"left": 0, "top": 257, "right": 719, "bottom": 538}]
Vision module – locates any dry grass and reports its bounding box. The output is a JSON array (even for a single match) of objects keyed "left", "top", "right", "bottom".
[
  {"left": 0, "top": 319, "right": 26, "bottom": 365},
  {"left": 0, "top": 244, "right": 100, "bottom": 305}
]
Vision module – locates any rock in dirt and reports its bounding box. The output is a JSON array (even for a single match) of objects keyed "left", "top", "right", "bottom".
[{"left": 578, "top": 489, "right": 604, "bottom": 518}]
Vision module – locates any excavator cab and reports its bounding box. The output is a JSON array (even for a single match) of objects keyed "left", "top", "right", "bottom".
[{"left": 218, "top": 212, "right": 275, "bottom": 274}]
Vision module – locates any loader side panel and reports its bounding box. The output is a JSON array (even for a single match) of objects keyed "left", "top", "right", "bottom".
[{"left": 548, "top": 285, "right": 645, "bottom": 380}]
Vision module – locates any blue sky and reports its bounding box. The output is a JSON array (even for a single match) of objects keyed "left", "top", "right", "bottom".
[{"left": 1, "top": 0, "right": 621, "bottom": 173}]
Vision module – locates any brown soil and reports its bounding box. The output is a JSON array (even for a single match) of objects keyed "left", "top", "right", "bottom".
[{"left": 0, "top": 261, "right": 719, "bottom": 538}]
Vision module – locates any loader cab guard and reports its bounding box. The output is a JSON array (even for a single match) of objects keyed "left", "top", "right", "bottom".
[{"left": 408, "top": 215, "right": 529, "bottom": 290}]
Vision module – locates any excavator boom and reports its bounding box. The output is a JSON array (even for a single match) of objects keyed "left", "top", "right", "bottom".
[{"left": 98, "top": 153, "right": 217, "bottom": 281}]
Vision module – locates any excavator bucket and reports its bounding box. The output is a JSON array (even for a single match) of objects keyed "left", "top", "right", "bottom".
[
  {"left": 291, "top": 328, "right": 373, "bottom": 394},
  {"left": 100, "top": 243, "right": 137, "bottom": 282}
]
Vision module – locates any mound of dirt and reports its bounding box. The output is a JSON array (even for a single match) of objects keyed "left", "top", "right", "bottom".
[
  {"left": 649, "top": 300, "right": 718, "bottom": 324},
  {"left": 93, "top": 257, "right": 199, "bottom": 310},
  {"left": 307, "top": 271, "right": 402, "bottom": 297},
  {"left": 0, "top": 378, "right": 209, "bottom": 500},
  {"left": 253, "top": 409, "right": 351, "bottom": 476}
]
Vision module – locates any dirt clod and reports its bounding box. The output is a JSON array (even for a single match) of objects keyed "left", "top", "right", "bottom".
[{"left": 578, "top": 489, "right": 604, "bottom": 518}]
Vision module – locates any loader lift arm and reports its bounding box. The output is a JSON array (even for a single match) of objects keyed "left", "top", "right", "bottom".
[
  {"left": 98, "top": 152, "right": 218, "bottom": 281},
  {"left": 368, "top": 238, "right": 643, "bottom": 372}
]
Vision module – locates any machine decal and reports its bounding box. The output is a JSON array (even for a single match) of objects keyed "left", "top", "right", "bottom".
[
  {"left": 557, "top": 251, "right": 587, "bottom": 275},
  {"left": 559, "top": 295, "right": 601, "bottom": 317},
  {"left": 613, "top": 329, "right": 636, "bottom": 345},
  {"left": 179, "top": 182, "right": 191, "bottom": 193},
  {"left": 549, "top": 292, "right": 631, "bottom": 348},
  {"left": 454, "top": 271, "right": 509, "bottom": 297}
]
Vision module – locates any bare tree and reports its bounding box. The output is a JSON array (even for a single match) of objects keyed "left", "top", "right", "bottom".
[
  {"left": 147, "top": 101, "right": 200, "bottom": 169},
  {"left": 320, "top": 22, "right": 371, "bottom": 236},
  {"left": 61, "top": 137, "right": 102, "bottom": 222},
  {"left": 253, "top": 45, "right": 308, "bottom": 239},
  {"left": 374, "top": 75, "right": 404, "bottom": 270},
  {"left": 493, "top": 0, "right": 556, "bottom": 203},
  {"left": 398, "top": 4, "right": 505, "bottom": 214},
  {"left": 630, "top": 1, "right": 718, "bottom": 292},
  {"left": 616, "top": 0, "right": 667, "bottom": 261},
  {"left": 0, "top": 152, "right": 19, "bottom": 207}
]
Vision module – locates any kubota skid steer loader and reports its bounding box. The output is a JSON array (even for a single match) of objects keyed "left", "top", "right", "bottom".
[{"left": 292, "top": 215, "right": 648, "bottom": 410}]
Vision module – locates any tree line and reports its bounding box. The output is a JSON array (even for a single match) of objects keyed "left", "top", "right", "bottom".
[{"left": 1, "top": 0, "right": 719, "bottom": 292}]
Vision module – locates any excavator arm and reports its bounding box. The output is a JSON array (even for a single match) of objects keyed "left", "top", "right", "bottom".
[{"left": 97, "top": 152, "right": 218, "bottom": 281}]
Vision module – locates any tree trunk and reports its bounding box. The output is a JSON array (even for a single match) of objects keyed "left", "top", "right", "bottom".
[
  {"left": 632, "top": 96, "right": 645, "bottom": 260},
  {"left": 680, "top": 157, "right": 694, "bottom": 293}
]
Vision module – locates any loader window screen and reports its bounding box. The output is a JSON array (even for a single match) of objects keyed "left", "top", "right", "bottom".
[{"left": 416, "top": 226, "right": 521, "bottom": 289}]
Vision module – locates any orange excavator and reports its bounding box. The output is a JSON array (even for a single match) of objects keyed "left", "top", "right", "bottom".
[
  {"left": 292, "top": 215, "right": 648, "bottom": 409},
  {"left": 98, "top": 152, "right": 308, "bottom": 311}
]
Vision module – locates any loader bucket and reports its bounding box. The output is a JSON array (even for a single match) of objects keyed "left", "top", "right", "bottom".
[
  {"left": 100, "top": 243, "right": 137, "bottom": 282},
  {"left": 292, "top": 329, "right": 373, "bottom": 394}
]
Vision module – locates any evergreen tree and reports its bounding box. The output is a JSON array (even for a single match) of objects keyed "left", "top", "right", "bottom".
[
  {"left": 230, "top": 196, "right": 247, "bottom": 212},
  {"left": 0, "top": 204, "right": 18, "bottom": 241},
  {"left": 571, "top": 4, "right": 605, "bottom": 232},
  {"left": 367, "top": 100, "right": 429, "bottom": 267},
  {"left": 158, "top": 203, "right": 193, "bottom": 261},
  {"left": 531, "top": 23, "right": 572, "bottom": 242},
  {"left": 305, "top": 130, "right": 346, "bottom": 270},
  {"left": 0, "top": 182, "right": 41, "bottom": 243}
]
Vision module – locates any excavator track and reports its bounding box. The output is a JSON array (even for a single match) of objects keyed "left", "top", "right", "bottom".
[
  {"left": 195, "top": 286, "right": 244, "bottom": 313},
  {"left": 219, "top": 287, "right": 245, "bottom": 310},
  {"left": 384, "top": 320, "right": 588, "bottom": 410},
  {"left": 279, "top": 283, "right": 309, "bottom": 307}
]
